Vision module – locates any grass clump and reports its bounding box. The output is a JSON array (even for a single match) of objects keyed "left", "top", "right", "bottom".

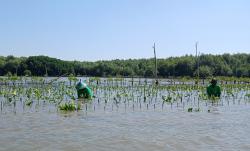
[
  {"left": 188, "top": 107, "right": 193, "bottom": 112},
  {"left": 58, "top": 101, "right": 80, "bottom": 111}
]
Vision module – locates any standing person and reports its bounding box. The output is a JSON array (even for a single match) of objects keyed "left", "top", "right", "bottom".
[
  {"left": 207, "top": 78, "right": 221, "bottom": 98},
  {"left": 75, "top": 79, "right": 93, "bottom": 99}
]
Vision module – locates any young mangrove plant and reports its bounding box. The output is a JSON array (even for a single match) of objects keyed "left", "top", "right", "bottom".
[{"left": 58, "top": 101, "right": 81, "bottom": 111}]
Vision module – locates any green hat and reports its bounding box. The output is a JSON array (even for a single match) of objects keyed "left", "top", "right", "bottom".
[{"left": 75, "top": 82, "right": 87, "bottom": 90}]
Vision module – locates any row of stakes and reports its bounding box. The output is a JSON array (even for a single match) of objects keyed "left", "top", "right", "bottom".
[{"left": 0, "top": 95, "right": 248, "bottom": 113}]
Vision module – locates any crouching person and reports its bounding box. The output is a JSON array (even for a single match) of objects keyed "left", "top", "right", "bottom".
[
  {"left": 207, "top": 78, "right": 221, "bottom": 98},
  {"left": 75, "top": 80, "right": 93, "bottom": 99}
]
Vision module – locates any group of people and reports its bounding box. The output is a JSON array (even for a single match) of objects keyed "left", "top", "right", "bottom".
[{"left": 75, "top": 78, "right": 221, "bottom": 100}]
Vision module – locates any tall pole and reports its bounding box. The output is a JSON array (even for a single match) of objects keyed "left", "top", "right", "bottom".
[
  {"left": 153, "top": 43, "right": 157, "bottom": 79},
  {"left": 196, "top": 42, "right": 199, "bottom": 77},
  {"left": 195, "top": 42, "right": 199, "bottom": 85}
]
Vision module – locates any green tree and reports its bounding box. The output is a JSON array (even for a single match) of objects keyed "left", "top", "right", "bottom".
[
  {"left": 24, "top": 70, "right": 32, "bottom": 76},
  {"left": 194, "top": 65, "right": 213, "bottom": 78}
]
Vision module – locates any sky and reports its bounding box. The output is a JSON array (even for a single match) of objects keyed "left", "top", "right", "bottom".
[{"left": 0, "top": 0, "right": 250, "bottom": 61}]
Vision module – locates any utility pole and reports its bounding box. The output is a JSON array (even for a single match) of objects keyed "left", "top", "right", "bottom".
[
  {"left": 195, "top": 42, "right": 200, "bottom": 86},
  {"left": 195, "top": 42, "right": 199, "bottom": 78},
  {"left": 153, "top": 43, "right": 157, "bottom": 78},
  {"left": 153, "top": 43, "right": 158, "bottom": 85}
]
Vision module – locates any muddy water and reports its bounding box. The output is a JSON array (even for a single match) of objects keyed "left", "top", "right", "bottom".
[{"left": 1, "top": 104, "right": 250, "bottom": 151}]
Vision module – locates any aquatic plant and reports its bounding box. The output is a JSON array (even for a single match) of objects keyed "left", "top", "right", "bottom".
[
  {"left": 0, "top": 76, "right": 249, "bottom": 114},
  {"left": 188, "top": 107, "right": 193, "bottom": 112},
  {"left": 162, "top": 95, "right": 172, "bottom": 103},
  {"left": 58, "top": 101, "right": 80, "bottom": 111}
]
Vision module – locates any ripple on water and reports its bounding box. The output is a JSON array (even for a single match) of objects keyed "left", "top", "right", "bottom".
[{"left": 1, "top": 105, "right": 250, "bottom": 151}]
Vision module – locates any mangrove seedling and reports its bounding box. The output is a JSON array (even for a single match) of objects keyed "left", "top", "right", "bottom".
[
  {"left": 188, "top": 107, "right": 193, "bottom": 112},
  {"left": 59, "top": 101, "right": 80, "bottom": 111}
]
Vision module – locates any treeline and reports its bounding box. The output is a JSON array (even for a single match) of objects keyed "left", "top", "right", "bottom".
[{"left": 0, "top": 53, "right": 249, "bottom": 77}]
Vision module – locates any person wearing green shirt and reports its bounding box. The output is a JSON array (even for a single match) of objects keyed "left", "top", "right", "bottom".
[
  {"left": 207, "top": 78, "right": 221, "bottom": 98},
  {"left": 75, "top": 80, "right": 93, "bottom": 99}
]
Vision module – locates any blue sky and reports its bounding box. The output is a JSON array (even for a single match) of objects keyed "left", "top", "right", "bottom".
[{"left": 0, "top": 0, "right": 250, "bottom": 61}]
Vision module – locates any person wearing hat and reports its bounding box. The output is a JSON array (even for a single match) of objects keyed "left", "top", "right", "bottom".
[
  {"left": 207, "top": 78, "right": 221, "bottom": 98},
  {"left": 75, "top": 79, "right": 93, "bottom": 99}
]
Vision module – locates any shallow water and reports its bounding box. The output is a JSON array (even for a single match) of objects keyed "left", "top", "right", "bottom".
[
  {"left": 1, "top": 104, "right": 250, "bottom": 151},
  {"left": 0, "top": 77, "right": 249, "bottom": 151}
]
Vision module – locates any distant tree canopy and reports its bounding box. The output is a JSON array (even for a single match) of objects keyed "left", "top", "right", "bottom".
[{"left": 0, "top": 53, "right": 249, "bottom": 78}]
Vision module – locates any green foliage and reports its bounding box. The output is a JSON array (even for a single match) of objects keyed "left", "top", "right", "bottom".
[
  {"left": 245, "top": 94, "right": 250, "bottom": 98},
  {"left": 194, "top": 65, "right": 213, "bottom": 78},
  {"left": 26, "top": 99, "right": 33, "bottom": 106},
  {"left": 0, "top": 53, "right": 249, "bottom": 77},
  {"left": 58, "top": 101, "right": 81, "bottom": 111},
  {"left": 24, "top": 70, "right": 32, "bottom": 76},
  {"left": 0, "top": 76, "right": 249, "bottom": 114},
  {"left": 162, "top": 95, "right": 172, "bottom": 103},
  {"left": 68, "top": 73, "right": 78, "bottom": 82},
  {"left": 188, "top": 108, "right": 193, "bottom": 112},
  {"left": 5, "top": 71, "right": 12, "bottom": 77}
]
